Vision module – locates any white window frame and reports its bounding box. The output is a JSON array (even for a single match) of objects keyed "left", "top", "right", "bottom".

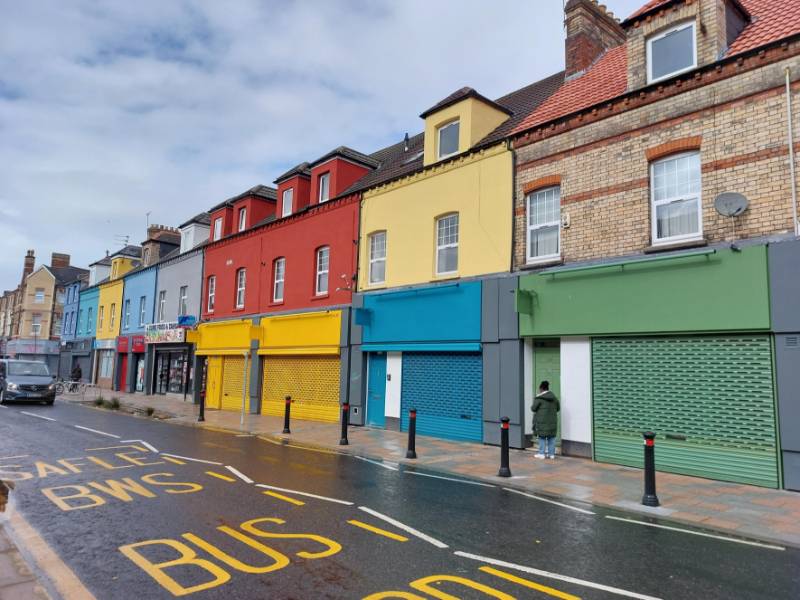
[
  {"left": 435, "top": 213, "right": 459, "bottom": 276},
  {"left": 109, "top": 303, "right": 116, "bottom": 330},
  {"left": 437, "top": 120, "right": 460, "bottom": 160},
  {"left": 98, "top": 305, "right": 104, "bottom": 330},
  {"left": 368, "top": 231, "right": 387, "bottom": 286},
  {"left": 77, "top": 309, "right": 84, "bottom": 334},
  {"left": 207, "top": 276, "right": 216, "bottom": 312},
  {"left": 526, "top": 186, "right": 562, "bottom": 264},
  {"left": 238, "top": 207, "right": 247, "bottom": 232},
  {"left": 87, "top": 307, "right": 93, "bottom": 332},
  {"left": 646, "top": 21, "right": 697, "bottom": 84},
  {"left": 213, "top": 218, "right": 223, "bottom": 241},
  {"left": 178, "top": 286, "right": 188, "bottom": 316},
  {"left": 318, "top": 173, "right": 330, "bottom": 203},
  {"left": 315, "top": 247, "right": 330, "bottom": 296},
  {"left": 31, "top": 314, "right": 42, "bottom": 336},
  {"left": 282, "top": 188, "right": 293, "bottom": 217},
  {"left": 650, "top": 151, "right": 703, "bottom": 245},
  {"left": 157, "top": 290, "right": 166, "bottom": 322},
  {"left": 235, "top": 268, "right": 246, "bottom": 309},
  {"left": 272, "top": 258, "right": 285, "bottom": 303},
  {"left": 123, "top": 299, "right": 131, "bottom": 329},
  {"left": 34, "top": 288, "right": 45, "bottom": 304},
  {"left": 139, "top": 296, "right": 146, "bottom": 326}
]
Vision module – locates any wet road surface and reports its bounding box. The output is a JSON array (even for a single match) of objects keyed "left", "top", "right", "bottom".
[{"left": 1, "top": 400, "right": 798, "bottom": 599}]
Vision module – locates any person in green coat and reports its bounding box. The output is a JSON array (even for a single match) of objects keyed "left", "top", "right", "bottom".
[{"left": 532, "top": 380, "right": 560, "bottom": 459}]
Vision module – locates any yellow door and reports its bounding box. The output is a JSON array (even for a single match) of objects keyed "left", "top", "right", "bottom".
[
  {"left": 221, "top": 356, "right": 250, "bottom": 412},
  {"left": 205, "top": 357, "right": 223, "bottom": 409},
  {"left": 261, "top": 356, "right": 341, "bottom": 422}
]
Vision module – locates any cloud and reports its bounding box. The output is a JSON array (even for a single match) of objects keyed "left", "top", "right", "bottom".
[{"left": 0, "top": 0, "right": 644, "bottom": 284}]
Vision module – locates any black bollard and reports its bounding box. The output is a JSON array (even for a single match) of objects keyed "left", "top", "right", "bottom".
[
  {"left": 339, "top": 403, "right": 350, "bottom": 446},
  {"left": 406, "top": 408, "right": 417, "bottom": 459},
  {"left": 642, "top": 431, "right": 660, "bottom": 507},
  {"left": 282, "top": 396, "right": 292, "bottom": 434},
  {"left": 498, "top": 417, "right": 512, "bottom": 477},
  {"left": 198, "top": 389, "right": 205, "bottom": 422}
]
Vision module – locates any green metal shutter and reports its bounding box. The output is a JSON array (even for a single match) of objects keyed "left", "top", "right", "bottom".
[{"left": 592, "top": 336, "right": 779, "bottom": 488}]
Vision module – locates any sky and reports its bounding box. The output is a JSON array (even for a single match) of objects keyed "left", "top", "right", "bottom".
[{"left": 0, "top": 0, "right": 644, "bottom": 287}]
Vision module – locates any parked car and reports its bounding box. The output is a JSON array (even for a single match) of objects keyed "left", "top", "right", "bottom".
[{"left": 0, "top": 360, "right": 56, "bottom": 405}]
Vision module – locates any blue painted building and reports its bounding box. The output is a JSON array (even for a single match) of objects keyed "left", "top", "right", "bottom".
[
  {"left": 72, "top": 284, "right": 101, "bottom": 382},
  {"left": 118, "top": 265, "right": 158, "bottom": 393},
  {"left": 56, "top": 275, "right": 87, "bottom": 379}
]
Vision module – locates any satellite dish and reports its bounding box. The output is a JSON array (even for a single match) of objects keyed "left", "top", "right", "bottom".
[{"left": 714, "top": 192, "right": 748, "bottom": 217}]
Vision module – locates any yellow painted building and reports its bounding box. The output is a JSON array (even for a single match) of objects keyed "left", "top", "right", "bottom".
[
  {"left": 358, "top": 92, "right": 514, "bottom": 291},
  {"left": 94, "top": 256, "right": 137, "bottom": 387},
  {"left": 193, "top": 319, "right": 256, "bottom": 412}
]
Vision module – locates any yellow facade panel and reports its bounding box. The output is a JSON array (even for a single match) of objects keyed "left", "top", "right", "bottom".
[
  {"left": 195, "top": 320, "right": 255, "bottom": 355},
  {"left": 259, "top": 310, "right": 341, "bottom": 354},
  {"left": 96, "top": 280, "right": 124, "bottom": 340}
]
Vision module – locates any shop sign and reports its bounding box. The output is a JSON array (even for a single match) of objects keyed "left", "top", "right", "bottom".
[
  {"left": 177, "top": 315, "right": 197, "bottom": 328},
  {"left": 131, "top": 335, "right": 146, "bottom": 353},
  {"left": 94, "top": 339, "right": 116, "bottom": 350},
  {"left": 116, "top": 336, "right": 129, "bottom": 353},
  {"left": 145, "top": 323, "right": 186, "bottom": 344}
]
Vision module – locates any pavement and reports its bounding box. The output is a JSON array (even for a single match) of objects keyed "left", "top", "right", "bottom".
[
  {"left": 69, "top": 387, "right": 800, "bottom": 549},
  {"left": 2, "top": 399, "right": 799, "bottom": 599}
]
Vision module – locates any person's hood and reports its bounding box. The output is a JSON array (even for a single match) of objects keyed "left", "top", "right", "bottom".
[{"left": 536, "top": 390, "right": 557, "bottom": 401}]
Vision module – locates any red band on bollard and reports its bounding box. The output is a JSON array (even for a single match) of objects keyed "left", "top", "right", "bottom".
[
  {"left": 343, "top": 403, "right": 350, "bottom": 410},
  {"left": 645, "top": 439, "right": 654, "bottom": 447},
  {"left": 501, "top": 421, "right": 509, "bottom": 430}
]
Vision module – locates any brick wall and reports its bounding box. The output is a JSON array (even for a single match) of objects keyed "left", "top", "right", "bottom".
[{"left": 513, "top": 53, "right": 800, "bottom": 269}]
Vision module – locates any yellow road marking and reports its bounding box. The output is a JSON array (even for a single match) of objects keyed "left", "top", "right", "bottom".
[
  {"left": 347, "top": 519, "right": 409, "bottom": 542},
  {"left": 162, "top": 456, "right": 186, "bottom": 465},
  {"left": 262, "top": 490, "right": 305, "bottom": 506},
  {"left": 205, "top": 471, "right": 236, "bottom": 482},
  {"left": 479, "top": 566, "right": 581, "bottom": 600}
]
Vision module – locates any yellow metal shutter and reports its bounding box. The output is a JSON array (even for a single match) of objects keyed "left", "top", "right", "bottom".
[
  {"left": 221, "top": 356, "right": 250, "bottom": 412},
  {"left": 261, "top": 356, "right": 341, "bottom": 422}
]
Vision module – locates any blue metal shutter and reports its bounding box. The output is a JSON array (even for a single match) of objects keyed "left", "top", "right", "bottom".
[{"left": 400, "top": 352, "right": 482, "bottom": 442}]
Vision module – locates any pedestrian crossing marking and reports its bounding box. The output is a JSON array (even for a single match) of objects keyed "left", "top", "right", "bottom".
[
  {"left": 205, "top": 471, "right": 236, "bottom": 483},
  {"left": 262, "top": 490, "right": 305, "bottom": 506},
  {"left": 347, "top": 520, "right": 409, "bottom": 542},
  {"left": 162, "top": 456, "right": 186, "bottom": 465},
  {"left": 479, "top": 566, "right": 581, "bottom": 600}
]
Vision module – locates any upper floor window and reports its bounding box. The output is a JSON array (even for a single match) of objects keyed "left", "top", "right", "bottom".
[
  {"left": 179, "top": 286, "right": 188, "bottom": 316},
  {"left": 143, "top": 247, "right": 151, "bottom": 265},
  {"left": 31, "top": 313, "right": 41, "bottom": 336},
  {"left": 235, "top": 268, "right": 246, "bottom": 308},
  {"left": 282, "top": 188, "right": 293, "bottom": 217},
  {"left": 77, "top": 309, "right": 84, "bottom": 334},
  {"left": 110, "top": 303, "right": 116, "bottom": 330},
  {"left": 139, "top": 296, "right": 146, "bottom": 326},
  {"left": 34, "top": 288, "right": 45, "bottom": 304},
  {"left": 98, "top": 305, "right": 104, "bottom": 330},
  {"left": 368, "top": 231, "right": 386, "bottom": 285},
  {"left": 435, "top": 213, "right": 459, "bottom": 275},
  {"left": 87, "top": 307, "right": 94, "bottom": 332},
  {"left": 318, "top": 173, "right": 330, "bottom": 203},
  {"left": 123, "top": 299, "right": 131, "bottom": 329},
  {"left": 207, "top": 276, "right": 216, "bottom": 312},
  {"left": 315, "top": 247, "right": 330, "bottom": 296},
  {"left": 651, "top": 151, "right": 702, "bottom": 244},
  {"left": 273, "top": 258, "right": 285, "bottom": 303},
  {"left": 213, "top": 218, "right": 223, "bottom": 241},
  {"left": 157, "top": 290, "right": 166, "bottom": 322},
  {"left": 62, "top": 312, "right": 70, "bottom": 335},
  {"left": 647, "top": 21, "right": 696, "bottom": 84},
  {"left": 238, "top": 207, "right": 247, "bottom": 232},
  {"left": 437, "top": 120, "right": 460, "bottom": 160},
  {"left": 526, "top": 186, "right": 561, "bottom": 263}
]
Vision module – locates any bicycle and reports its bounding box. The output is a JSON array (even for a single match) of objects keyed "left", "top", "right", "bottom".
[{"left": 55, "top": 379, "right": 87, "bottom": 395}]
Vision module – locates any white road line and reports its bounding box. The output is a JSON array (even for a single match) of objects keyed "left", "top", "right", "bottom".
[
  {"left": 0, "top": 404, "right": 7, "bottom": 408},
  {"left": 255, "top": 484, "right": 353, "bottom": 506},
  {"left": 406, "top": 471, "right": 495, "bottom": 488},
  {"left": 20, "top": 411, "right": 56, "bottom": 422},
  {"left": 74, "top": 425, "right": 120, "bottom": 439},
  {"left": 358, "top": 506, "right": 448, "bottom": 549},
  {"left": 454, "top": 552, "right": 662, "bottom": 600},
  {"left": 236, "top": 434, "right": 253, "bottom": 437},
  {"left": 605, "top": 515, "right": 786, "bottom": 551},
  {"left": 122, "top": 440, "right": 158, "bottom": 453},
  {"left": 0, "top": 454, "right": 29, "bottom": 460},
  {"left": 354, "top": 455, "right": 399, "bottom": 471},
  {"left": 503, "top": 487, "right": 596, "bottom": 515},
  {"left": 225, "top": 465, "right": 254, "bottom": 484},
  {"left": 161, "top": 453, "right": 223, "bottom": 466}
]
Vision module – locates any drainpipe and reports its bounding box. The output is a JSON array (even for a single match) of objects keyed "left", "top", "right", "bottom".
[{"left": 785, "top": 66, "right": 800, "bottom": 237}]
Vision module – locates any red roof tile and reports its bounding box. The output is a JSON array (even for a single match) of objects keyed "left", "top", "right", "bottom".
[
  {"left": 513, "top": 0, "right": 800, "bottom": 137},
  {"left": 625, "top": 0, "right": 672, "bottom": 21}
]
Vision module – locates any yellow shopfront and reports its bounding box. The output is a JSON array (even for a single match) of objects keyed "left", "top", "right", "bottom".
[
  {"left": 193, "top": 320, "right": 255, "bottom": 413},
  {"left": 259, "top": 310, "right": 342, "bottom": 423}
]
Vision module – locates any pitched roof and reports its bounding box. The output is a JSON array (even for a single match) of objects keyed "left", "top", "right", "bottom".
[
  {"left": 179, "top": 212, "right": 211, "bottom": 228},
  {"left": 624, "top": 0, "right": 676, "bottom": 22},
  {"left": 514, "top": 0, "right": 800, "bottom": 137},
  {"left": 308, "top": 146, "right": 379, "bottom": 169},
  {"left": 49, "top": 266, "right": 89, "bottom": 286},
  {"left": 209, "top": 185, "right": 277, "bottom": 212},
  {"left": 419, "top": 86, "right": 513, "bottom": 119},
  {"left": 273, "top": 162, "right": 312, "bottom": 184}
]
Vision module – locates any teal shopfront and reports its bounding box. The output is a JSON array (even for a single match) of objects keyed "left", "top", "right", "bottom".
[
  {"left": 517, "top": 245, "right": 781, "bottom": 488},
  {"left": 356, "top": 281, "right": 483, "bottom": 442}
]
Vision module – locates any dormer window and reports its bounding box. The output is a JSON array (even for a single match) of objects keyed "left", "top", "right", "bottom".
[
  {"left": 437, "top": 120, "right": 460, "bottom": 160},
  {"left": 213, "top": 218, "right": 222, "bottom": 241},
  {"left": 318, "top": 173, "right": 330, "bottom": 203},
  {"left": 647, "top": 21, "right": 696, "bottom": 84},
  {"left": 282, "top": 188, "right": 293, "bottom": 217},
  {"left": 238, "top": 207, "right": 247, "bottom": 232}
]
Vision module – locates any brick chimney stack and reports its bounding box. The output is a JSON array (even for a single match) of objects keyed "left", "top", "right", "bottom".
[
  {"left": 146, "top": 224, "right": 181, "bottom": 245},
  {"left": 22, "top": 250, "right": 35, "bottom": 281},
  {"left": 50, "top": 253, "right": 71, "bottom": 269},
  {"left": 564, "top": 0, "right": 625, "bottom": 79}
]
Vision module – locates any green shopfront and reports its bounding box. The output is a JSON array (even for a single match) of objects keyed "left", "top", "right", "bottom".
[{"left": 516, "top": 245, "right": 781, "bottom": 488}]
